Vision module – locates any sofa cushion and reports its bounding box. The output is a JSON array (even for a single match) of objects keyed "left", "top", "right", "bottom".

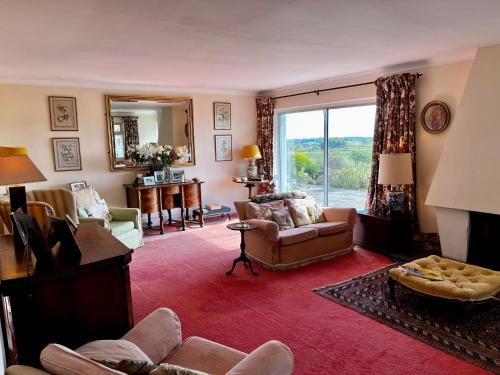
[
  {"left": 288, "top": 204, "right": 311, "bottom": 226},
  {"left": 246, "top": 200, "right": 284, "bottom": 220},
  {"left": 72, "top": 186, "right": 99, "bottom": 209},
  {"left": 279, "top": 227, "right": 318, "bottom": 246},
  {"left": 165, "top": 336, "right": 246, "bottom": 375},
  {"left": 109, "top": 221, "right": 136, "bottom": 236},
  {"left": 271, "top": 207, "right": 295, "bottom": 230},
  {"left": 302, "top": 221, "right": 349, "bottom": 236},
  {"left": 285, "top": 196, "right": 324, "bottom": 223}
]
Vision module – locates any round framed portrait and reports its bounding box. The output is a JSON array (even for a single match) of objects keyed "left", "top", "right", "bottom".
[{"left": 421, "top": 101, "right": 450, "bottom": 134}]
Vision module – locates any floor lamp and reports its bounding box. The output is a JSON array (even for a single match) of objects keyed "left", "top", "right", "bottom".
[{"left": 0, "top": 146, "right": 46, "bottom": 249}]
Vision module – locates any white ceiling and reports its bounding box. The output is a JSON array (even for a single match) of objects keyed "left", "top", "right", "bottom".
[{"left": 1, "top": 0, "right": 500, "bottom": 93}]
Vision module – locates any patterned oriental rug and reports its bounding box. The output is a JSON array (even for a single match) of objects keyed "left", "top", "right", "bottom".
[{"left": 314, "top": 264, "right": 500, "bottom": 373}]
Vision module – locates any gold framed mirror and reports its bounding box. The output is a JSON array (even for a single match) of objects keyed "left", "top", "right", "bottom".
[{"left": 105, "top": 95, "right": 195, "bottom": 171}]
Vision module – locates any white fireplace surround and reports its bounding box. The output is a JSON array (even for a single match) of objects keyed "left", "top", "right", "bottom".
[
  {"left": 426, "top": 44, "right": 500, "bottom": 261},
  {"left": 434, "top": 207, "right": 469, "bottom": 261}
]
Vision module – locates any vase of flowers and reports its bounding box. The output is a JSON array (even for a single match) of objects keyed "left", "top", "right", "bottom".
[{"left": 127, "top": 144, "right": 183, "bottom": 181}]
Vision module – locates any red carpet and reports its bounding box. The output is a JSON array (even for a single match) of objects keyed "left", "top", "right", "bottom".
[{"left": 130, "top": 220, "right": 491, "bottom": 375}]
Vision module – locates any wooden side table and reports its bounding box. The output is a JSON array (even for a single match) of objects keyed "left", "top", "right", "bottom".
[
  {"left": 233, "top": 180, "right": 269, "bottom": 198},
  {"left": 226, "top": 223, "right": 258, "bottom": 276},
  {"left": 353, "top": 210, "right": 413, "bottom": 256}
]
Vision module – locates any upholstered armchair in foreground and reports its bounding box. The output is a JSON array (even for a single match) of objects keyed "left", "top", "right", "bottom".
[{"left": 6, "top": 308, "right": 294, "bottom": 375}]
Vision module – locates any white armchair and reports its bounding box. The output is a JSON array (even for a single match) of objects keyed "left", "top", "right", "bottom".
[{"left": 6, "top": 308, "right": 293, "bottom": 375}]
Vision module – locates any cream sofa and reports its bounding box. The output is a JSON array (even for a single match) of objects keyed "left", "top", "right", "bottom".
[
  {"left": 234, "top": 194, "right": 356, "bottom": 270},
  {"left": 6, "top": 308, "right": 293, "bottom": 375}
]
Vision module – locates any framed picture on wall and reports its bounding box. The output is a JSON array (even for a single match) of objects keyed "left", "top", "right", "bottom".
[
  {"left": 49, "top": 96, "right": 78, "bottom": 131},
  {"left": 52, "top": 137, "right": 82, "bottom": 171},
  {"left": 214, "top": 135, "right": 232, "bottom": 161},
  {"left": 421, "top": 101, "right": 451, "bottom": 134},
  {"left": 213, "top": 102, "right": 231, "bottom": 130}
]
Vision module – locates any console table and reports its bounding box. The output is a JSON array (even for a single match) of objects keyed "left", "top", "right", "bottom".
[
  {"left": 0, "top": 224, "right": 133, "bottom": 368},
  {"left": 124, "top": 181, "right": 204, "bottom": 234}
]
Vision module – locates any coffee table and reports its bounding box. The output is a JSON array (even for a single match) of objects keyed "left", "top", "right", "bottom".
[{"left": 226, "top": 222, "right": 258, "bottom": 276}]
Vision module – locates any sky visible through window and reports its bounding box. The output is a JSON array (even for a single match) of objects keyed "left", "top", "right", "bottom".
[{"left": 284, "top": 105, "right": 376, "bottom": 139}]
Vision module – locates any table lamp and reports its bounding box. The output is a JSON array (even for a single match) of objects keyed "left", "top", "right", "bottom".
[
  {"left": 241, "top": 145, "right": 262, "bottom": 179},
  {"left": 377, "top": 153, "right": 413, "bottom": 215},
  {"left": 0, "top": 146, "right": 46, "bottom": 248}
]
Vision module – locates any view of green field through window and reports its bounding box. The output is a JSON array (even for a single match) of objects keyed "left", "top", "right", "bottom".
[{"left": 279, "top": 105, "right": 376, "bottom": 209}]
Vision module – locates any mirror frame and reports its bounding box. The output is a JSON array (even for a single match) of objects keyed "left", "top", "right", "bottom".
[{"left": 105, "top": 95, "right": 195, "bottom": 171}]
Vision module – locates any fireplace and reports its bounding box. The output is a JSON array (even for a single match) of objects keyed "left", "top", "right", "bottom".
[{"left": 468, "top": 211, "right": 500, "bottom": 270}]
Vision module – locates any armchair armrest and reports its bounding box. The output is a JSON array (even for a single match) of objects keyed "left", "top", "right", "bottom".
[
  {"left": 78, "top": 216, "right": 109, "bottom": 229},
  {"left": 109, "top": 207, "right": 142, "bottom": 230},
  {"left": 322, "top": 207, "right": 357, "bottom": 227},
  {"left": 244, "top": 219, "right": 279, "bottom": 241},
  {"left": 6, "top": 366, "right": 51, "bottom": 375},
  {"left": 226, "top": 340, "right": 293, "bottom": 375},
  {"left": 121, "top": 308, "right": 182, "bottom": 364}
]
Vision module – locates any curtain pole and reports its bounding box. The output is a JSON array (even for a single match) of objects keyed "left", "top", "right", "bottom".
[{"left": 271, "top": 73, "right": 423, "bottom": 100}]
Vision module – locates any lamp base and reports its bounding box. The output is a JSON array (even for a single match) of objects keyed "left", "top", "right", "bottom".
[
  {"left": 386, "top": 190, "right": 405, "bottom": 215},
  {"left": 247, "top": 159, "right": 258, "bottom": 179},
  {"left": 9, "top": 185, "right": 28, "bottom": 250}
]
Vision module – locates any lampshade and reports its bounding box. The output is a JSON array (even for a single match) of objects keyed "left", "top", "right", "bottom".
[
  {"left": 0, "top": 146, "right": 47, "bottom": 185},
  {"left": 241, "top": 145, "right": 262, "bottom": 159},
  {"left": 378, "top": 153, "right": 413, "bottom": 185}
]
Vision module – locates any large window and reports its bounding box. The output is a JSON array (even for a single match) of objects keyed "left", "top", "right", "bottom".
[{"left": 278, "top": 104, "right": 375, "bottom": 210}]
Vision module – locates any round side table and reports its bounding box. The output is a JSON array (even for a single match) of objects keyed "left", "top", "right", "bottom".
[{"left": 226, "top": 222, "right": 258, "bottom": 276}]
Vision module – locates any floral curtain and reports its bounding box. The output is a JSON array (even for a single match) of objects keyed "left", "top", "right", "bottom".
[
  {"left": 123, "top": 116, "right": 139, "bottom": 149},
  {"left": 256, "top": 96, "right": 275, "bottom": 194},
  {"left": 366, "top": 73, "right": 418, "bottom": 227}
]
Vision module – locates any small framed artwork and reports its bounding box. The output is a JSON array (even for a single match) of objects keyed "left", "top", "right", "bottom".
[
  {"left": 214, "top": 135, "right": 232, "bottom": 161},
  {"left": 52, "top": 137, "right": 82, "bottom": 171},
  {"left": 421, "top": 101, "right": 451, "bottom": 134},
  {"left": 214, "top": 102, "right": 231, "bottom": 130},
  {"left": 49, "top": 96, "right": 78, "bottom": 131},
  {"left": 69, "top": 181, "right": 87, "bottom": 191},
  {"left": 170, "top": 169, "right": 185, "bottom": 182},
  {"left": 143, "top": 176, "right": 156, "bottom": 186},
  {"left": 154, "top": 170, "right": 165, "bottom": 183}
]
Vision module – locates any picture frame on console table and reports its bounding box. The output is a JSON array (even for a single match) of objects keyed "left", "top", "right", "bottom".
[
  {"left": 214, "top": 135, "right": 232, "bottom": 161},
  {"left": 52, "top": 137, "right": 82, "bottom": 171},
  {"left": 170, "top": 169, "right": 185, "bottom": 182},
  {"left": 143, "top": 176, "right": 156, "bottom": 186}
]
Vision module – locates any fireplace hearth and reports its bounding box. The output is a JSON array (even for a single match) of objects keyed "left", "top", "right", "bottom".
[{"left": 468, "top": 211, "right": 500, "bottom": 270}]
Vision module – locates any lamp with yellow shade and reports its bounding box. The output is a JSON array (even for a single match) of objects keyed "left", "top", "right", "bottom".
[
  {"left": 378, "top": 153, "right": 413, "bottom": 215},
  {"left": 0, "top": 146, "right": 46, "bottom": 248},
  {"left": 241, "top": 145, "right": 262, "bottom": 179}
]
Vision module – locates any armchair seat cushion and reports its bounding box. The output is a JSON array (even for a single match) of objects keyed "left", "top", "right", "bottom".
[
  {"left": 302, "top": 221, "right": 349, "bottom": 236},
  {"left": 76, "top": 339, "right": 153, "bottom": 364},
  {"left": 279, "top": 227, "right": 318, "bottom": 246},
  {"left": 109, "top": 221, "right": 135, "bottom": 236},
  {"left": 165, "top": 336, "right": 246, "bottom": 375}
]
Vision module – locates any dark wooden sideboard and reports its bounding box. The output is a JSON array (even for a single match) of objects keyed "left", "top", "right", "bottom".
[
  {"left": 353, "top": 210, "right": 413, "bottom": 257},
  {"left": 124, "top": 181, "right": 204, "bottom": 234},
  {"left": 0, "top": 224, "right": 133, "bottom": 367}
]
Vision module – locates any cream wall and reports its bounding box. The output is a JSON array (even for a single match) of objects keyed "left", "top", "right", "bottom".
[
  {"left": 0, "top": 85, "right": 256, "bottom": 209},
  {"left": 267, "top": 60, "right": 473, "bottom": 232}
]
